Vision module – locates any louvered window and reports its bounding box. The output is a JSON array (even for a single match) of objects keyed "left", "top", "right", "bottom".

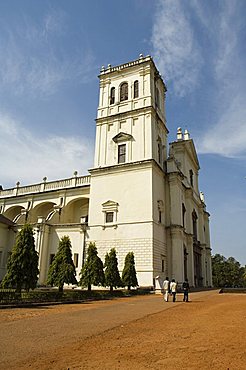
[
  {"left": 134, "top": 80, "right": 139, "bottom": 98},
  {"left": 120, "top": 83, "right": 128, "bottom": 101}
]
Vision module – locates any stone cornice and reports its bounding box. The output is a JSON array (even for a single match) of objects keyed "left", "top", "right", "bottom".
[{"left": 89, "top": 159, "right": 165, "bottom": 176}]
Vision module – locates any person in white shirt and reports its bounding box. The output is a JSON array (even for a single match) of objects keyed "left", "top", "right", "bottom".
[
  {"left": 162, "top": 277, "right": 170, "bottom": 302},
  {"left": 170, "top": 279, "right": 177, "bottom": 302}
]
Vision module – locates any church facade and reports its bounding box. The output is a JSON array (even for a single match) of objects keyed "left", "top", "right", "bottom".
[{"left": 0, "top": 55, "right": 212, "bottom": 288}]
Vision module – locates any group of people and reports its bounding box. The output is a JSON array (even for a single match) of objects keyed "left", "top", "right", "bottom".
[{"left": 162, "top": 277, "right": 190, "bottom": 302}]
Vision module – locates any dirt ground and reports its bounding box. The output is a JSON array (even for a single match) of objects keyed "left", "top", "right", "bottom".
[{"left": 0, "top": 290, "right": 246, "bottom": 370}]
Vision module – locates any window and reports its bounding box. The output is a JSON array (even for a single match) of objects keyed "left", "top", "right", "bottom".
[
  {"left": 49, "top": 254, "right": 55, "bottom": 265},
  {"left": 0, "top": 251, "right": 2, "bottom": 266},
  {"left": 157, "top": 138, "right": 162, "bottom": 164},
  {"left": 102, "top": 200, "right": 119, "bottom": 228},
  {"left": 73, "top": 253, "right": 79, "bottom": 268},
  {"left": 106, "top": 211, "right": 114, "bottom": 223},
  {"left": 161, "top": 259, "right": 165, "bottom": 272},
  {"left": 189, "top": 169, "right": 194, "bottom": 187},
  {"left": 118, "top": 144, "right": 126, "bottom": 163},
  {"left": 134, "top": 80, "right": 139, "bottom": 98},
  {"left": 182, "top": 203, "right": 186, "bottom": 228},
  {"left": 192, "top": 210, "right": 198, "bottom": 240},
  {"left": 110, "top": 87, "right": 115, "bottom": 105},
  {"left": 157, "top": 200, "right": 164, "bottom": 224},
  {"left": 155, "top": 87, "right": 160, "bottom": 108},
  {"left": 120, "top": 82, "right": 128, "bottom": 101}
]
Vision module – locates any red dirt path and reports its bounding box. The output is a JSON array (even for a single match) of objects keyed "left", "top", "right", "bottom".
[{"left": 0, "top": 290, "right": 245, "bottom": 369}]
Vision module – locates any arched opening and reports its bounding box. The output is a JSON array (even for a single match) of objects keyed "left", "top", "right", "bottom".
[
  {"left": 61, "top": 198, "right": 89, "bottom": 224},
  {"left": 110, "top": 87, "right": 115, "bottom": 104},
  {"left": 4, "top": 206, "right": 25, "bottom": 222},
  {"left": 29, "top": 202, "right": 56, "bottom": 223},
  {"left": 120, "top": 82, "right": 128, "bottom": 102},
  {"left": 133, "top": 80, "right": 139, "bottom": 98}
]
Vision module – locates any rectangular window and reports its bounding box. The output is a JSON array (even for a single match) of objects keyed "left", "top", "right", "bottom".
[
  {"left": 106, "top": 212, "right": 114, "bottom": 223},
  {"left": 162, "top": 259, "right": 165, "bottom": 272},
  {"left": 73, "top": 253, "right": 79, "bottom": 268},
  {"left": 118, "top": 144, "right": 126, "bottom": 163},
  {"left": 49, "top": 254, "right": 55, "bottom": 265},
  {"left": 159, "top": 210, "right": 162, "bottom": 223},
  {"left": 0, "top": 251, "right": 2, "bottom": 266}
]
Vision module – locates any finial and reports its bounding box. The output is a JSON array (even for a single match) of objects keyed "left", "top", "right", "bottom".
[
  {"left": 177, "top": 127, "right": 183, "bottom": 141},
  {"left": 200, "top": 192, "right": 205, "bottom": 203},
  {"left": 74, "top": 171, "right": 78, "bottom": 177},
  {"left": 43, "top": 177, "right": 47, "bottom": 183},
  {"left": 184, "top": 129, "right": 190, "bottom": 140}
]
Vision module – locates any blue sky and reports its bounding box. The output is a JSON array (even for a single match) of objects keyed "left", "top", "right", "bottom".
[{"left": 0, "top": 0, "right": 246, "bottom": 265}]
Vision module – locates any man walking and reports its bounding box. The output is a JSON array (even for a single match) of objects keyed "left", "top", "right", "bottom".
[
  {"left": 162, "top": 277, "right": 170, "bottom": 302},
  {"left": 170, "top": 279, "right": 177, "bottom": 302},
  {"left": 182, "top": 278, "right": 190, "bottom": 302}
]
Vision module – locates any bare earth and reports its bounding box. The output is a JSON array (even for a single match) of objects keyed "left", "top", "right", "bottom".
[{"left": 0, "top": 290, "right": 246, "bottom": 370}]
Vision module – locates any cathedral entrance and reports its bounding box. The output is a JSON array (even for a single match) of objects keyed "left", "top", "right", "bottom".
[
  {"left": 184, "top": 247, "right": 188, "bottom": 280},
  {"left": 193, "top": 243, "right": 203, "bottom": 287}
]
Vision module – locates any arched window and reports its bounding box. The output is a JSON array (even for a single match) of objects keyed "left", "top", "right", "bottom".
[
  {"left": 134, "top": 80, "right": 139, "bottom": 98},
  {"left": 189, "top": 169, "right": 194, "bottom": 187},
  {"left": 120, "top": 82, "right": 128, "bottom": 101},
  {"left": 192, "top": 210, "right": 198, "bottom": 240},
  {"left": 110, "top": 87, "right": 115, "bottom": 105}
]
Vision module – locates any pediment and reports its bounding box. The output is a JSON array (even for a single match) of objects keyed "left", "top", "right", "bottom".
[
  {"left": 112, "top": 132, "right": 133, "bottom": 143},
  {"left": 102, "top": 200, "right": 119, "bottom": 207}
]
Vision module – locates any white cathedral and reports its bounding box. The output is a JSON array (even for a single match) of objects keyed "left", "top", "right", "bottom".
[{"left": 0, "top": 55, "right": 212, "bottom": 289}]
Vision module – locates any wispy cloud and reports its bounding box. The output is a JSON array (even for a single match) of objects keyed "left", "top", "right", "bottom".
[
  {"left": 151, "top": 0, "right": 203, "bottom": 96},
  {"left": 151, "top": 0, "right": 246, "bottom": 158},
  {"left": 0, "top": 8, "right": 95, "bottom": 98},
  {"left": 194, "top": 0, "right": 246, "bottom": 157},
  {"left": 0, "top": 112, "right": 94, "bottom": 188}
]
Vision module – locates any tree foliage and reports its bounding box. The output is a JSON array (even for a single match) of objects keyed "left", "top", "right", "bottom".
[
  {"left": 212, "top": 254, "right": 246, "bottom": 288},
  {"left": 1, "top": 224, "right": 39, "bottom": 292},
  {"left": 122, "top": 252, "right": 138, "bottom": 290},
  {"left": 104, "top": 248, "right": 122, "bottom": 291},
  {"left": 79, "top": 242, "right": 105, "bottom": 291},
  {"left": 47, "top": 235, "right": 77, "bottom": 292}
]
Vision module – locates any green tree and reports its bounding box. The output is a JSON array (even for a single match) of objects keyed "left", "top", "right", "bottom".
[
  {"left": 1, "top": 224, "right": 39, "bottom": 292},
  {"left": 47, "top": 235, "right": 77, "bottom": 292},
  {"left": 212, "top": 254, "right": 246, "bottom": 287},
  {"left": 79, "top": 242, "right": 105, "bottom": 291},
  {"left": 122, "top": 252, "right": 138, "bottom": 290},
  {"left": 104, "top": 248, "right": 122, "bottom": 292}
]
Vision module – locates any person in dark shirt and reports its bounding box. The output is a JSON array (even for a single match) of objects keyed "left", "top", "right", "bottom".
[{"left": 182, "top": 278, "right": 190, "bottom": 302}]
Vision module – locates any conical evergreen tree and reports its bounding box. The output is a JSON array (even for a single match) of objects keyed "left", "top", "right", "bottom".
[
  {"left": 47, "top": 235, "right": 77, "bottom": 292},
  {"left": 79, "top": 242, "right": 105, "bottom": 291},
  {"left": 1, "top": 224, "right": 39, "bottom": 292},
  {"left": 104, "top": 248, "right": 122, "bottom": 291},
  {"left": 122, "top": 252, "right": 138, "bottom": 290}
]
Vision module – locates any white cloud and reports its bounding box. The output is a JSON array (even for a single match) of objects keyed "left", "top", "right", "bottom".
[
  {"left": 194, "top": 1, "right": 246, "bottom": 157},
  {"left": 0, "top": 9, "right": 95, "bottom": 97},
  {"left": 0, "top": 112, "right": 94, "bottom": 188},
  {"left": 151, "top": 0, "right": 203, "bottom": 96},
  {"left": 152, "top": 1, "right": 246, "bottom": 158},
  {"left": 198, "top": 94, "right": 246, "bottom": 157}
]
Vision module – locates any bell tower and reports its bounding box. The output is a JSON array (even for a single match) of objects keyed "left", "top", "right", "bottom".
[
  {"left": 94, "top": 54, "right": 168, "bottom": 169},
  {"left": 88, "top": 55, "right": 169, "bottom": 287}
]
